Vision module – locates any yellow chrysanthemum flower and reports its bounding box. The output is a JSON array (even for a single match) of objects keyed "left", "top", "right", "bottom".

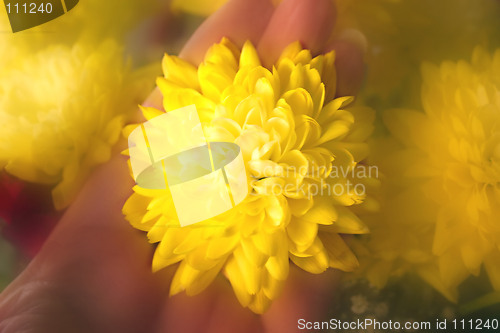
[
  {"left": 123, "top": 38, "right": 376, "bottom": 313},
  {"left": 0, "top": 40, "right": 156, "bottom": 209},
  {"left": 1, "top": 0, "right": 161, "bottom": 209},
  {"left": 354, "top": 47, "right": 500, "bottom": 301}
]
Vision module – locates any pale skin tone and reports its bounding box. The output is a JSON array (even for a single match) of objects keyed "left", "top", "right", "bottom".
[{"left": 0, "top": 0, "right": 365, "bottom": 332}]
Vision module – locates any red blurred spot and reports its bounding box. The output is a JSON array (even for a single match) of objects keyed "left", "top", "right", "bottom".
[{"left": 0, "top": 172, "right": 61, "bottom": 257}]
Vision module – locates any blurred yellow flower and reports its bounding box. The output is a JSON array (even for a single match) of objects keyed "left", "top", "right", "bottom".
[
  {"left": 0, "top": 40, "right": 155, "bottom": 209},
  {"left": 123, "top": 38, "right": 376, "bottom": 313},
  {"left": 337, "top": 0, "right": 500, "bottom": 109},
  {"left": 0, "top": 0, "right": 162, "bottom": 209},
  {"left": 354, "top": 47, "right": 500, "bottom": 301},
  {"left": 170, "top": 0, "right": 280, "bottom": 16},
  {"left": 171, "top": 0, "right": 229, "bottom": 16}
]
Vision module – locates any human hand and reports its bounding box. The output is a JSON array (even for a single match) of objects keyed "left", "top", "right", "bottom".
[{"left": 0, "top": 0, "right": 365, "bottom": 332}]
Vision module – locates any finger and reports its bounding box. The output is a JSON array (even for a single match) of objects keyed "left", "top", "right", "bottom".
[
  {"left": 326, "top": 29, "right": 367, "bottom": 97},
  {"left": 257, "top": 0, "right": 336, "bottom": 68},
  {"left": 132, "top": 87, "right": 163, "bottom": 123},
  {"left": 143, "top": 88, "right": 164, "bottom": 110},
  {"left": 0, "top": 155, "right": 167, "bottom": 332},
  {"left": 205, "top": 281, "right": 265, "bottom": 333},
  {"left": 156, "top": 289, "right": 216, "bottom": 333},
  {"left": 179, "top": 0, "right": 275, "bottom": 65},
  {"left": 156, "top": 276, "right": 264, "bottom": 333},
  {"left": 262, "top": 267, "right": 341, "bottom": 333}
]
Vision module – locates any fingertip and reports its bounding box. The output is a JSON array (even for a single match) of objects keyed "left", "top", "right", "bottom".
[
  {"left": 179, "top": 0, "right": 275, "bottom": 65},
  {"left": 333, "top": 28, "right": 368, "bottom": 55},
  {"left": 257, "top": 0, "right": 337, "bottom": 67},
  {"left": 327, "top": 31, "right": 367, "bottom": 97}
]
